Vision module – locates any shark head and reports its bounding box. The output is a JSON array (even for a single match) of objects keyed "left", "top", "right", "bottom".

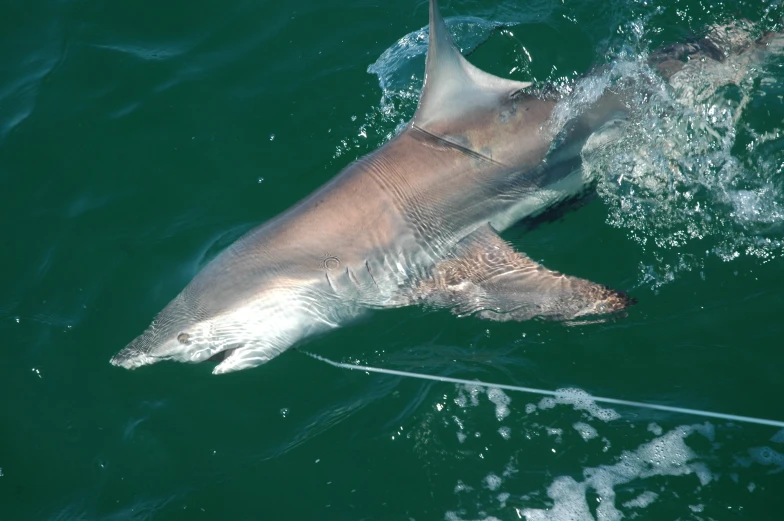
[
  {"left": 111, "top": 289, "right": 243, "bottom": 372},
  {"left": 112, "top": 288, "right": 219, "bottom": 365},
  {"left": 111, "top": 263, "right": 318, "bottom": 374}
]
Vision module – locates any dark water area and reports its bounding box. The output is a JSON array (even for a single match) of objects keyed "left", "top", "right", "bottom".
[{"left": 1, "top": 0, "right": 784, "bottom": 519}]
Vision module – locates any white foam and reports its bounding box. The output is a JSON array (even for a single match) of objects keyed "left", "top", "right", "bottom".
[
  {"left": 453, "top": 384, "right": 484, "bottom": 410},
  {"left": 454, "top": 480, "right": 473, "bottom": 493},
  {"left": 521, "top": 476, "right": 593, "bottom": 521},
  {"left": 545, "top": 427, "right": 563, "bottom": 443},
  {"left": 521, "top": 425, "right": 715, "bottom": 520},
  {"left": 502, "top": 459, "right": 518, "bottom": 478},
  {"left": 498, "top": 426, "right": 512, "bottom": 440},
  {"left": 647, "top": 422, "right": 662, "bottom": 436},
  {"left": 573, "top": 422, "right": 599, "bottom": 441},
  {"left": 537, "top": 389, "right": 621, "bottom": 422},
  {"left": 445, "top": 513, "right": 502, "bottom": 521},
  {"left": 467, "top": 385, "right": 482, "bottom": 407},
  {"left": 692, "top": 462, "right": 714, "bottom": 486},
  {"left": 484, "top": 473, "right": 503, "bottom": 491},
  {"left": 622, "top": 491, "right": 658, "bottom": 509},
  {"left": 487, "top": 388, "right": 512, "bottom": 421}
]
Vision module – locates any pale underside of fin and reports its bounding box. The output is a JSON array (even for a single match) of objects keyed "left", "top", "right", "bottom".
[
  {"left": 413, "top": 0, "right": 532, "bottom": 132},
  {"left": 418, "top": 224, "right": 635, "bottom": 321}
]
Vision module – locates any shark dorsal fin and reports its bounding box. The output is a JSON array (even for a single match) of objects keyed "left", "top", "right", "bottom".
[{"left": 413, "top": 0, "right": 532, "bottom": 131}]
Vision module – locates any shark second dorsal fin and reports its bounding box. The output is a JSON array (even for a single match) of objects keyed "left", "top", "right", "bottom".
[{"left": 413, "top": 0, "right": 532, "bottom": 131}]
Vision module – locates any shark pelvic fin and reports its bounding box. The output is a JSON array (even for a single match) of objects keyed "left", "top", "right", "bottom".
[
  {"left": 413, "top": 0, "right": 532, "bottom": 131},
  {"left": 420, "top": 224, "right": 635, "bottom": 322}
]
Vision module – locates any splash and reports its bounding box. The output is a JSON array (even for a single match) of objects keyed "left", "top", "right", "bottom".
[
  {"left": 355, "top": 12, "right": 784, "bottom": 287},
  {"left": 579, "top": 25, "right": 784, "bottom": 286},
  {"left": 368, "top": 16, "right": 509, "bottom": 95}
]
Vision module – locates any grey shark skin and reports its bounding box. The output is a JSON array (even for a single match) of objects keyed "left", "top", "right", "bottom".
[{"left": 112, "top": 0, "right": 638, "bottom": 374}]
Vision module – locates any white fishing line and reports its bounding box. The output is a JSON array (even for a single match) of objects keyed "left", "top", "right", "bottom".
[{"left": 302, "top": 351, "right": 784, "bottom": 429}]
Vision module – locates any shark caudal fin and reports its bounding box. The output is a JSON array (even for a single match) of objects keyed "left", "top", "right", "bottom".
[{"left": 413, "top": 0, "right": 532, "bottom": 131}]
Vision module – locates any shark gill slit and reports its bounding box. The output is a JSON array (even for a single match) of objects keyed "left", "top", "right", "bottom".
[
  {"left": 346, "top": 267, "right": 360, "bottom": 286},
  {"left": 365, "top": 261, "right": 379, "bottom": 288}
]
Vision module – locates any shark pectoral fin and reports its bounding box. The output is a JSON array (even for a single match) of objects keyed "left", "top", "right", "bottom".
[
  {"left": 422, "top": 225, "right": 636, "bottom": 322},
  {"left": 212, "top": 344, "right": 281, "bottom": 375},
  {"left": 413, "top": 0, "right": 531, "bottom": 131}
]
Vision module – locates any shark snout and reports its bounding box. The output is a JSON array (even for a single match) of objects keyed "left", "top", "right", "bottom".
[
  {"left": 110, "top": 330, "right": 186, "bottom": 370},
  {"left": 110, "top": 312, "right": 220, "bottom": 370},
  {"left": 109, "top": 343, "right": 155, "bottom": 370}
]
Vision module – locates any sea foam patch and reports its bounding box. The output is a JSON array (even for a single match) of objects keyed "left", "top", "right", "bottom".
[
  {"left": 496, "top": 424, "right": 716, "bottom": 521},
  {"left": 534, "top": 388, "right": 621, "bottom": 422},
  {"left": 390, "top": 367, "right": 783, "bottom": 521}
]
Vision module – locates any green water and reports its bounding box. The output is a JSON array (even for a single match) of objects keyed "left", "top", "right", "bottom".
[{"left": 2, "top": 0, "right": 784, "bottom": 519}]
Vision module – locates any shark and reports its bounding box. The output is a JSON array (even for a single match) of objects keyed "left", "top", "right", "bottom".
[{"left": 111, "top": 0, "right": 646, "bottom": 374}]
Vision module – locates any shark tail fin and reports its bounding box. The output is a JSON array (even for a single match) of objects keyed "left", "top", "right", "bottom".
[
  {"left": 413, "top": 0, "right": 532, "bottom": 130},
  {"left": 420, "top": 224, "right": 636, "bottom": 322}
]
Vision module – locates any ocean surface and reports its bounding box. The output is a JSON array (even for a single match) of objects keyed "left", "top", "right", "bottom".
[{"left": 2, "top": 0, "right": 784, "bottom": 519}]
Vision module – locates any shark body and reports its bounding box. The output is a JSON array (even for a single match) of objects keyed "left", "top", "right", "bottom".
[{"left": 112, "top": 0, "right": 640, "bottom": 374}]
